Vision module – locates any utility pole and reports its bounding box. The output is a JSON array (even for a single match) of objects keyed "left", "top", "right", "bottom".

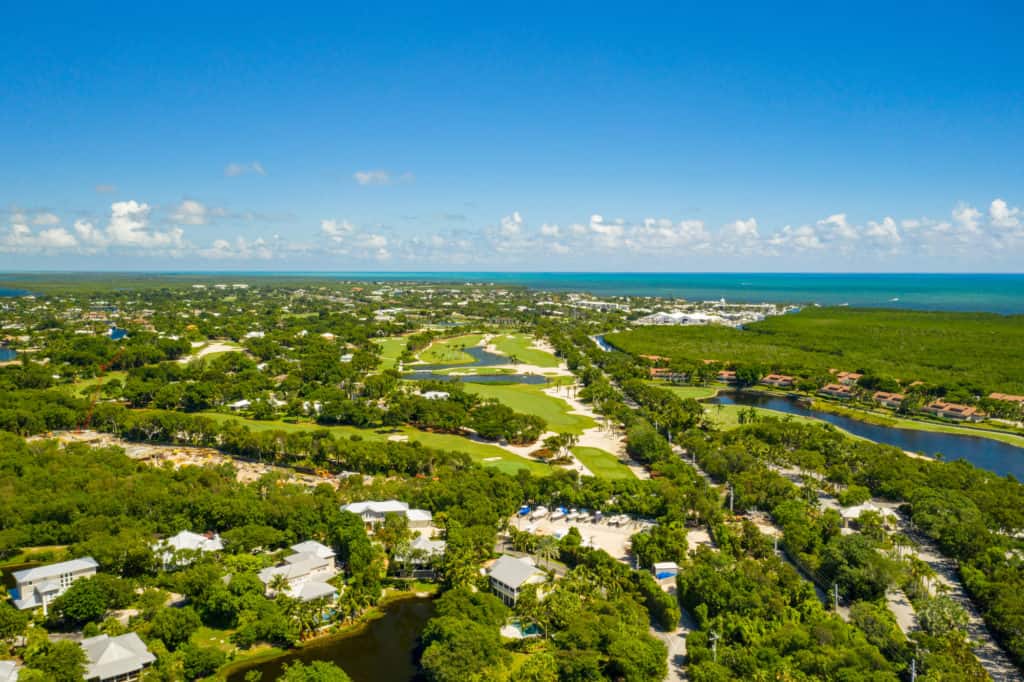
[
  {"left": 833, "top": 583, "right": 840, "bottom": 612},
  {"left": 910, "top": 658, "right": 916, "bottom": 682},
  {"left": 709, "top": 630, "right": 719, "bottom": 663},
  {"left": 728, "top": 485, "right": 734, "bottom": 514}
]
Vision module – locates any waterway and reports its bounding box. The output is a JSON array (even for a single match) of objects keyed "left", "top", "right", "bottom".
[
  {"left": 227, "top": 596, "right": 435, "bottom": 682},
  {"left": 708, "top": 391, "right": 1024, "bottom": 479},
  {"left": 404, "top": 345, "right": 549, "bottom": 385}
]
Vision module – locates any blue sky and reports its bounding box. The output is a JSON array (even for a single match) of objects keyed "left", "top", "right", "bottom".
[{"left": 2, "top": 1, "right": 1023, "bottom": 271}]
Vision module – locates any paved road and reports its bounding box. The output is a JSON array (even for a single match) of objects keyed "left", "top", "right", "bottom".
[{"left": 650, "top": 586, "right": 695, "bottom": 682}]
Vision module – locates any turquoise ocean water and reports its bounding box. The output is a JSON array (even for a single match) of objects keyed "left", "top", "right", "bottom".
[{"left": 3, "top": 274, "right": 1023, "bottom": 313}]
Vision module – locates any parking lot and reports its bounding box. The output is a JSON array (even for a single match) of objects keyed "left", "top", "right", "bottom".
[{"left": 509, "top": 511, "right": 653, "bottom": 564}]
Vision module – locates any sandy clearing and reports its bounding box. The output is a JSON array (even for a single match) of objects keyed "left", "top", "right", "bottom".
[
  {"left": 179, "top": 341, "right": 242, "bottom": 363},
  {"left": 511, "top": 513, "right": 652, "bottom": 564}
]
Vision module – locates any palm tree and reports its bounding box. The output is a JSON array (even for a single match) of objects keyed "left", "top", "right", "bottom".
[
  {"left": 535, "top": 536, "right": 559, "bottom": 572},
  {"left": 268, "top": 573, "right": 290, "bottom": 597}
]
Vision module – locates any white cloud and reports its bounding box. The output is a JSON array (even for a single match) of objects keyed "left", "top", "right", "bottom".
[
  {"left": 107, "top": 200, "right": 185, "bottom": 249},
  {"left": 500, "top": 211, "right": 523, "bottom": 237},
  {"left": 353, "top": 170, "right": 414, "bottom": 186},
  {"left": 952, "top": 202, "right": 982, "bottom": 234},
  {"left": 321, "top": 219, "right": 355, "bottom": 243},
  {"left": 816, "top": 213, "right": 859, "bottom": 242},
  {"left": 172, "top": 200, "right": 209, "bottom": 225},
  {"left": 198, "top": 236, "right": 273, "bottom": 260},
  {"left": 587, "top": 214, "right": 625, "bottom": 249},
  {"left": 32, "top": 212, "right": 60, "bottom": 226},
  {"left": 36, "top": 227, "right": 78, "bottom": 248},
  {"left": 540, "top": 223, "right": 561, "bottom": 237},
  {"left": 864, "top": 217, "right": 901, "bottom": 249},
  {"left": 768, "top": 224, "right": 824, "bottom": 251},
  {"left": 225, "top": 161, "right": 266, "bottom": 177},
  {"left": 989, "top": 198, "right": 1020, "bottom": 229}
]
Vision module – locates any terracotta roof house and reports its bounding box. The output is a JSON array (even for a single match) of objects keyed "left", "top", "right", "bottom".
[
  {"left": 818, "top": 383, "right": 854, "bottom": 399},
  {"left": 920, "top": 400, "right": 985, "bottom": 422},
  {"left": 872, "top": 391, "right": 905, "bottom": 409},
  {"left": 760, "top": 374, "right": 795, "bottom": 388},
  {"left": 990, "top": 392, "right": 1024, "bottom": 404},
  {"left": 835, "top": 371, "right": 863, "bottom": 386},
  {"left": 716, "top": 370, "right": 737, "bottom": 383}
]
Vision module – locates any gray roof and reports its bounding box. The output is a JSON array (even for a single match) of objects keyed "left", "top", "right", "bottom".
[
  {"left": 81, "top": 633, "right": 155, "bottom": 681},
  {"left": 290, "top": 580, "right": 337, "bottom": 602},
  {"left": 13, "top": 557, "right": 98, "bottom": 584},
  {"left": 488, "top": 555, "right": 542, "bottom": 589},
  {"left": 289, "top": 540, "right": 334, "bottom": 559}
]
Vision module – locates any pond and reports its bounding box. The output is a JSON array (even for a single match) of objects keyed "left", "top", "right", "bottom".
[
  {"left": 405, "top": 345, "right": 549, "bottom": 385},
  {"left": 0, "top": 347, "right": 16, "bottom": 361},
  {"left": 227, "top": 597, "right": 435, "bottom": 682},
  {"left": 708, "top": 391, "right": 1024, "bottom": 480}
]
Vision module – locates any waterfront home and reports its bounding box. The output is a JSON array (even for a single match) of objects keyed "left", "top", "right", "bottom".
[
  {"left": 487, "top": 555, "right": 546, "bottom": 607},
  {"left": 920, "top": 400, "right": 984, "bottom": 422},
  {"left": 153, "top": 531, "right": 223, "bottom": 570},
  {"left": 716, "top": 370, "right": 737, "bottom": 384},
  {"left": 835, "top": 371, "right": 863, "bottom": 386},
  {"left": 818, "top": 383, "right": 854, "bottom": 399},
  {"left": 0, "top": 661, "right": 20, "bottom": 682},
  {"left": 342, "top": 500, "right": 433, "bottom": 530},
  {"left": 649, "top": 367, "right": 688, "bottom": 383},
  {"left": 11, "top": 557, "right": 98, "bottom": 613},
  {"left": 258, "top": 541, "right": 338, "bottom": 602},
  {"left": 395, "top": 534, "right": 447, "bottom": 571},
  {"left": 81, "top": 633, "right": 155, "bottom": 682},
  {"left": 872, "top": 391, "right": 905, "bottom": 409},
  {"left": 759, "top": 374, "right": 795, "bottom": 388}
]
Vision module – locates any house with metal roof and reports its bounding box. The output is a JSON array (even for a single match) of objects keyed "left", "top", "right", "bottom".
[
  {"left": 11, "top": 557, "right": 98, "bottom": 614},
  {"left": 81, "top": 632, "right": 155, "bottom": 682},
  {"left": 153, "top": 531, "right": 223, "bottom": 570},
  {"left": 342, "top": 500, "right": 433, "bottom": 529},
  {"left": 487, "top": 555, "right": 546, "bottom": 607},
  {"left": 258, "top": 541, "right": 338, "bottom": 602}
]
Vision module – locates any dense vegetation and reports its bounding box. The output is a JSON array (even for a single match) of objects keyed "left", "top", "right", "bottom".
[{"left": 607, "top": 307, "right": 1024, "bottom": 394}]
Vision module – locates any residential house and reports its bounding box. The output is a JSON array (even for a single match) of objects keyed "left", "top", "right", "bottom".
[
  {"left": 11, "top": 557, "right": 98, "bottom": 613},
  {"left": 716, "top": 370, "right": 737, "bottom": 384},
  {"left": 153, "top": 531, "right": 223, "bottom": 570},
  {"left": 649, "top": 367, "right": 688, "bottom": 383},
  {"left": 342, "top": 500, "right": 433, "bottom": 530},
  {"left": 759, "top": 374, "right": 795, "bottom": 388},
  {"left": 839, "top": 502, "right": 897, "bottom": 531},
  {"left": 258, "top": 541, "right": 338, "bottom": 602},
  {"left": 818, "top": 383, "right": 854, "bottom": 399},
  {"left": 421, "top": 391, "right": 450, "bottom": 401},
  {"left": 920, "top": 400, "right": 984, "bottom": 422},
  {"left": 990, "top": 393, "right": 1024, "bottom": 414},
  {"left": 487, "top": 555, "right": 546, "bottom": 607},
  {"left": 81, "top": 633, "right": 155, "bottom": 682},
  {"left": 227, "top": 399, "right": 251, "bottom": 411},
  {"left": 872, "top": 391, "right": 905, "bottom": 409},
  {"left": 835, "top": 371, "right": 863, "bottom": 386}
]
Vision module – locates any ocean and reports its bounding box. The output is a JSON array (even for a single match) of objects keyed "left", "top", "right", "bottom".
[
  {"left": 255, "top": 272, "right": 1024, "bottom": 314},
  {"left": 3, "top": 273, "right": 1023, "bottom": 313}
]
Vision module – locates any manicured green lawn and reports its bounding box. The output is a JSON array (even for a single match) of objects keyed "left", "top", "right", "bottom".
[
  {"left": 490, "top": 333, "right": 560, "bottom": 368},
  {"left": 374, "top": 336, "right": 408, "bottom": 369},
  {"left": 651, "top": 383, "right": 720, "bottom": 401},
  {"left": 67, "top": 370, "right": 128, "bottom": 396},
  {"left": 703, "top": 403, "right": 822, "bottom": 430},
  {"left": 464, "top": 383, "right": 596, "bottom": 435},
  {"left": 572, "top": 446, "right": 635, "bottom": 480},
  {"left": 418, "top": 334, "right": 485, "bottom": 364},
  {"left": 199, "top": 412, "right": 551, "bottom": 476}
]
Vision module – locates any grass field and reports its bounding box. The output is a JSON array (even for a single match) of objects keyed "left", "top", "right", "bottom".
[
  {"left": 463, "top": 383, "right": 596, "bottom": 435},
  {"left": 572, "top": 446, "right": 634, "bottom": 479},
  {"left": 418, "top": 334, "right": 485, "bottom": 364},
  {"left": 651, "top": 383, "right": 720, "bottom": 401},
  {"left": 199, "top": 412, "right": 552, "bottom": 476},
  {"left": 490, "top": 333, "right": 561, "bottom": 367},
  {"left": 68, "top": 370, "right": 128, "bottom": 396},
  {"left": 374, "top": 336, "right": 408, "bottom": 369},
  {"left": 703, "top": 403, "right": 825, "bottom": 430},
  {"left": 608, "top": 307, "right": 1024, "bottom": 393}
]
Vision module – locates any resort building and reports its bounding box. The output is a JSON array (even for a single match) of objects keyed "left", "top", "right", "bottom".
[
  {"left": 872, "top": 391, "right": 905, "bottom": 409},
  {"left": 487, "top": 554, "right": 546, "bottom": 607},
  {"left": 835, "top": 371, "right": 863, "bottom": 386},
  {"left": 759, "top": 374, "right": 795, "bottom": 388},
  {"left": 920, "top": 400, "right": 984, "bottom": 422},
  {"left": 649, "top": 367, "right": 688, "bottom": 382},
  {"left": 342, "top": 500, "right": 433, "bottom": 530},
  {"left": 818, "top": 383, "right": 854, "bottom": 399},
  {"left": 716, "top": 370, "right": 737, "bottom": 384},
  {"left": 989, "top": 393, "right": 1024, "bottom": 412},
  {"left": 81, "top": 633, "right": 156, "bottom": 682},
  {"left": 258, "top": 541, "right": 338, "bottom": 602},
  {"left": 153, "top": 531, "right": 223, "bottom": 570},
  {"left": 11, "top": 557, "right": 98, "bottom": 613}
]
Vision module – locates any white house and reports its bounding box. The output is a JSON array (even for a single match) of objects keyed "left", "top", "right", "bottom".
[
  {"left": 153, "top": 531, "right": 223, "bottom": 569},
  {"left": 228, "top": 399, "right": 251, "bottom": 410},
  {"left": 487, "top": 555, "right": 546, "bottom": 607},
  {"left": 341, "top": 500, "right": 433, "bottom": 530},
  {"left": 258, "top": 541, "right": 338, "bottom": 602},
  {"left": 395, "top": 535, "right": 447, "bottom": 568},
  {"left": 421, "top": 391, "right": 450, "bottom": 401},
  {"left": 12, "top": 557, "right": 98, "bottom": 613},
  {"left": 81, "top": 633, "right": 155, "bottom": 682}
]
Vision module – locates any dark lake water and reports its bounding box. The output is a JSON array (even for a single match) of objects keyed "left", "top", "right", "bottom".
[
  {"left": 405, "top": 345, "right": 549, "bottom": 384},
  {"left": 228, "top": 597, "right": 435, "bottom": 682},
  {"left": 0, "top": 348, "right": 16, "bottom": 361},
  {"left": 709, "top": 391, "right": 1024, "bottom": 479}
]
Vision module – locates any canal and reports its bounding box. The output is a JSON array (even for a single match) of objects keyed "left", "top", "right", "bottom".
[
  {"left": 708, "top": 391, "right": 1024, "bottom": 479},
  {"left": 227, "top": 596, "right": 435, "bottom": 682},
  {"left": 404, "top": 345, "right": 549, "bottom": 384}
]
